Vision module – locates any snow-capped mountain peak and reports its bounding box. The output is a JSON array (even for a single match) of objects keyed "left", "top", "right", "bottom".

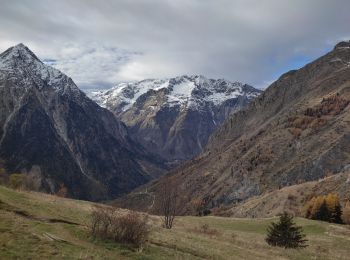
[
  {"left": 0, "top": 44, "right": 81, "bottom": 96},
  {"left": 0, "top": 43, "right": 40, "bottom": 63},
  {"left": 87, "top": 75, "right": 261, "bottom": 163},
  {"left": 88, "top": 75, "right": 260, "bottom": 111}
]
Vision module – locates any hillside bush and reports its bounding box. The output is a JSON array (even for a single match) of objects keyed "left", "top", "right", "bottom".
[
  {"left": 5, "top": 173, "right": 40, "bottom": 191},
  {"left": 198, "top": 224, "right": 220, "bottom": 236},
  {"left": 9, "top": 174, "right": 25, "bottom": 189},
  {"left": 191, "top": 198, "right": 211, "bottom": 216},
  {"left": 90, "top": 206, "right": 149, "bottom": 249},
  {"left": 56, "top": 184, "right": 68, "bottom": 197},
  {"left": 0, "top": 167, "right": 9, "bottom": 185},
  {"left": 190, "top": 224, "right": 220, "bottom": 237}
]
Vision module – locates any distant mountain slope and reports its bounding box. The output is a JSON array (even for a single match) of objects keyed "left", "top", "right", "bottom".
[
  {"left": 225, "top": 169, "right": 350, "bottom": 218},
  {"left": 0, "top": 44, "right": 164, "bottom": 200},
  {"left": 89, "top": 75, "right": 261, "bottom": 163},
  {"left": 122, "top": 41, "right": 350, "bottom": 214}
]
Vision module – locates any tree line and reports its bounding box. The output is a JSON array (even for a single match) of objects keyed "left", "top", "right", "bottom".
[{"left": 304, "top": 193, "right": 350, "bottom": 224}]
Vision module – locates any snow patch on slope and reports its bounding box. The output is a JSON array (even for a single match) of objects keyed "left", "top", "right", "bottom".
[{"left": 167, "top": 78, "right": 196, "bottom": 107}]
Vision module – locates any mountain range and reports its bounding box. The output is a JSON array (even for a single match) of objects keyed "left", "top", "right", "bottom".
[
  {"left": 88, "top": 76, "right": 260, "bottom": 164},
  {"left": 1, "top": 41, "right": 349, "bottom": 218},
  {"left": 0, "top": 44, "right": 259, "bottom": 201},
  {"left": 117, "top": 41, "right": 350, "bottom": 216}
]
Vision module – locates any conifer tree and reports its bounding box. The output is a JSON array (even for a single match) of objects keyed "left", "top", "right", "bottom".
[
  {"left": 333, "top": 203, "right": 343, "bottom": 224},
  {"left": 266, "top": 212, "right": 308, "bottom": 248},
  {"left": 316, "top": 200, "right": 330, "bottom": 221}
]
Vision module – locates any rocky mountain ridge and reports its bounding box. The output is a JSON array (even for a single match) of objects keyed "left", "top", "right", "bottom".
[
  {"left": 0, "top": 43, "right": 164, "bottom": 200},
  {"left": 89, "top": 75, "right": 261, "bottom": 163}
]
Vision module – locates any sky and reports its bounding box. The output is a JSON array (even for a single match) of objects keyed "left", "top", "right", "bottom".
[{"left": 0, "top": 0, "right": 349, "bottom": 90}]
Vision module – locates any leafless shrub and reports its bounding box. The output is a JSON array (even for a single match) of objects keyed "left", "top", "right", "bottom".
[
  {"left": 199, "top": 224, "right": 220, "bottom": 236},
  {"left": 56, "top": 184, "right": 68, "bottom": 197},
  {"left": 90, "top": 206, "right": 149, "bottom": 249},
  {"left": 190, "top": 224, "right": 220, "bottom": 237},
  {"left": 91, "top": 206, "right": 113, "bottom": 238}
]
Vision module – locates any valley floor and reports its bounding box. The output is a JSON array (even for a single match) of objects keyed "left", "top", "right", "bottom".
[{"left": 0, "top": 186, "right": 349, "bottom": 259}]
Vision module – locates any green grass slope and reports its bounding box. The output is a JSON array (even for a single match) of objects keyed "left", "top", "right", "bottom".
[{"left": 0, "top": 186, "right": 349, "bottom": 259}]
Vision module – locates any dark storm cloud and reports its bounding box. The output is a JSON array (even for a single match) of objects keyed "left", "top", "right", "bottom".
[{"left": 0, "top": 0, "right": 349, "bottom": 89}]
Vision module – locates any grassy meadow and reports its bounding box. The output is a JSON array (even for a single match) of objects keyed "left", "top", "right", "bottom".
[{"left": 0, "top": 186, "right": 349, "bottom": 259}]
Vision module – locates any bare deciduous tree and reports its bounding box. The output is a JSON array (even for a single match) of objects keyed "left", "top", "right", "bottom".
[{"left": 155, "top": 178, "right": 178, "bottom": 229}]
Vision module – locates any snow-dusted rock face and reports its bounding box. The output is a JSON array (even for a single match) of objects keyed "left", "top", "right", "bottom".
[
  {"left": 89, "top": 75, "right": 259, "bottom": 112},
  {"left": 89, "top": 75, "right": 261, "bottom": 163},
  {"left": 0, "top": 44, "right": 81, "bottom": 98},
  {"left": 0, "top": 44, "right": 164, "bottom": 200}
]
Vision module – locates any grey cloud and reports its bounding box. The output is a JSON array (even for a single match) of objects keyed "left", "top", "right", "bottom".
[{"left": 0, "top": 0, "right": 349, "bottom": 90}]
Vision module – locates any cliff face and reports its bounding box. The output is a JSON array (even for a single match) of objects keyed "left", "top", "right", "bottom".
[{"left": 0, "top": 44, "right": 164, "bottom": 200}]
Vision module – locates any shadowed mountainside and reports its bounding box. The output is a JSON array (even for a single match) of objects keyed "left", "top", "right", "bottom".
[{"left": 0, "top": 44, "right": 165, "bottom": 201}]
